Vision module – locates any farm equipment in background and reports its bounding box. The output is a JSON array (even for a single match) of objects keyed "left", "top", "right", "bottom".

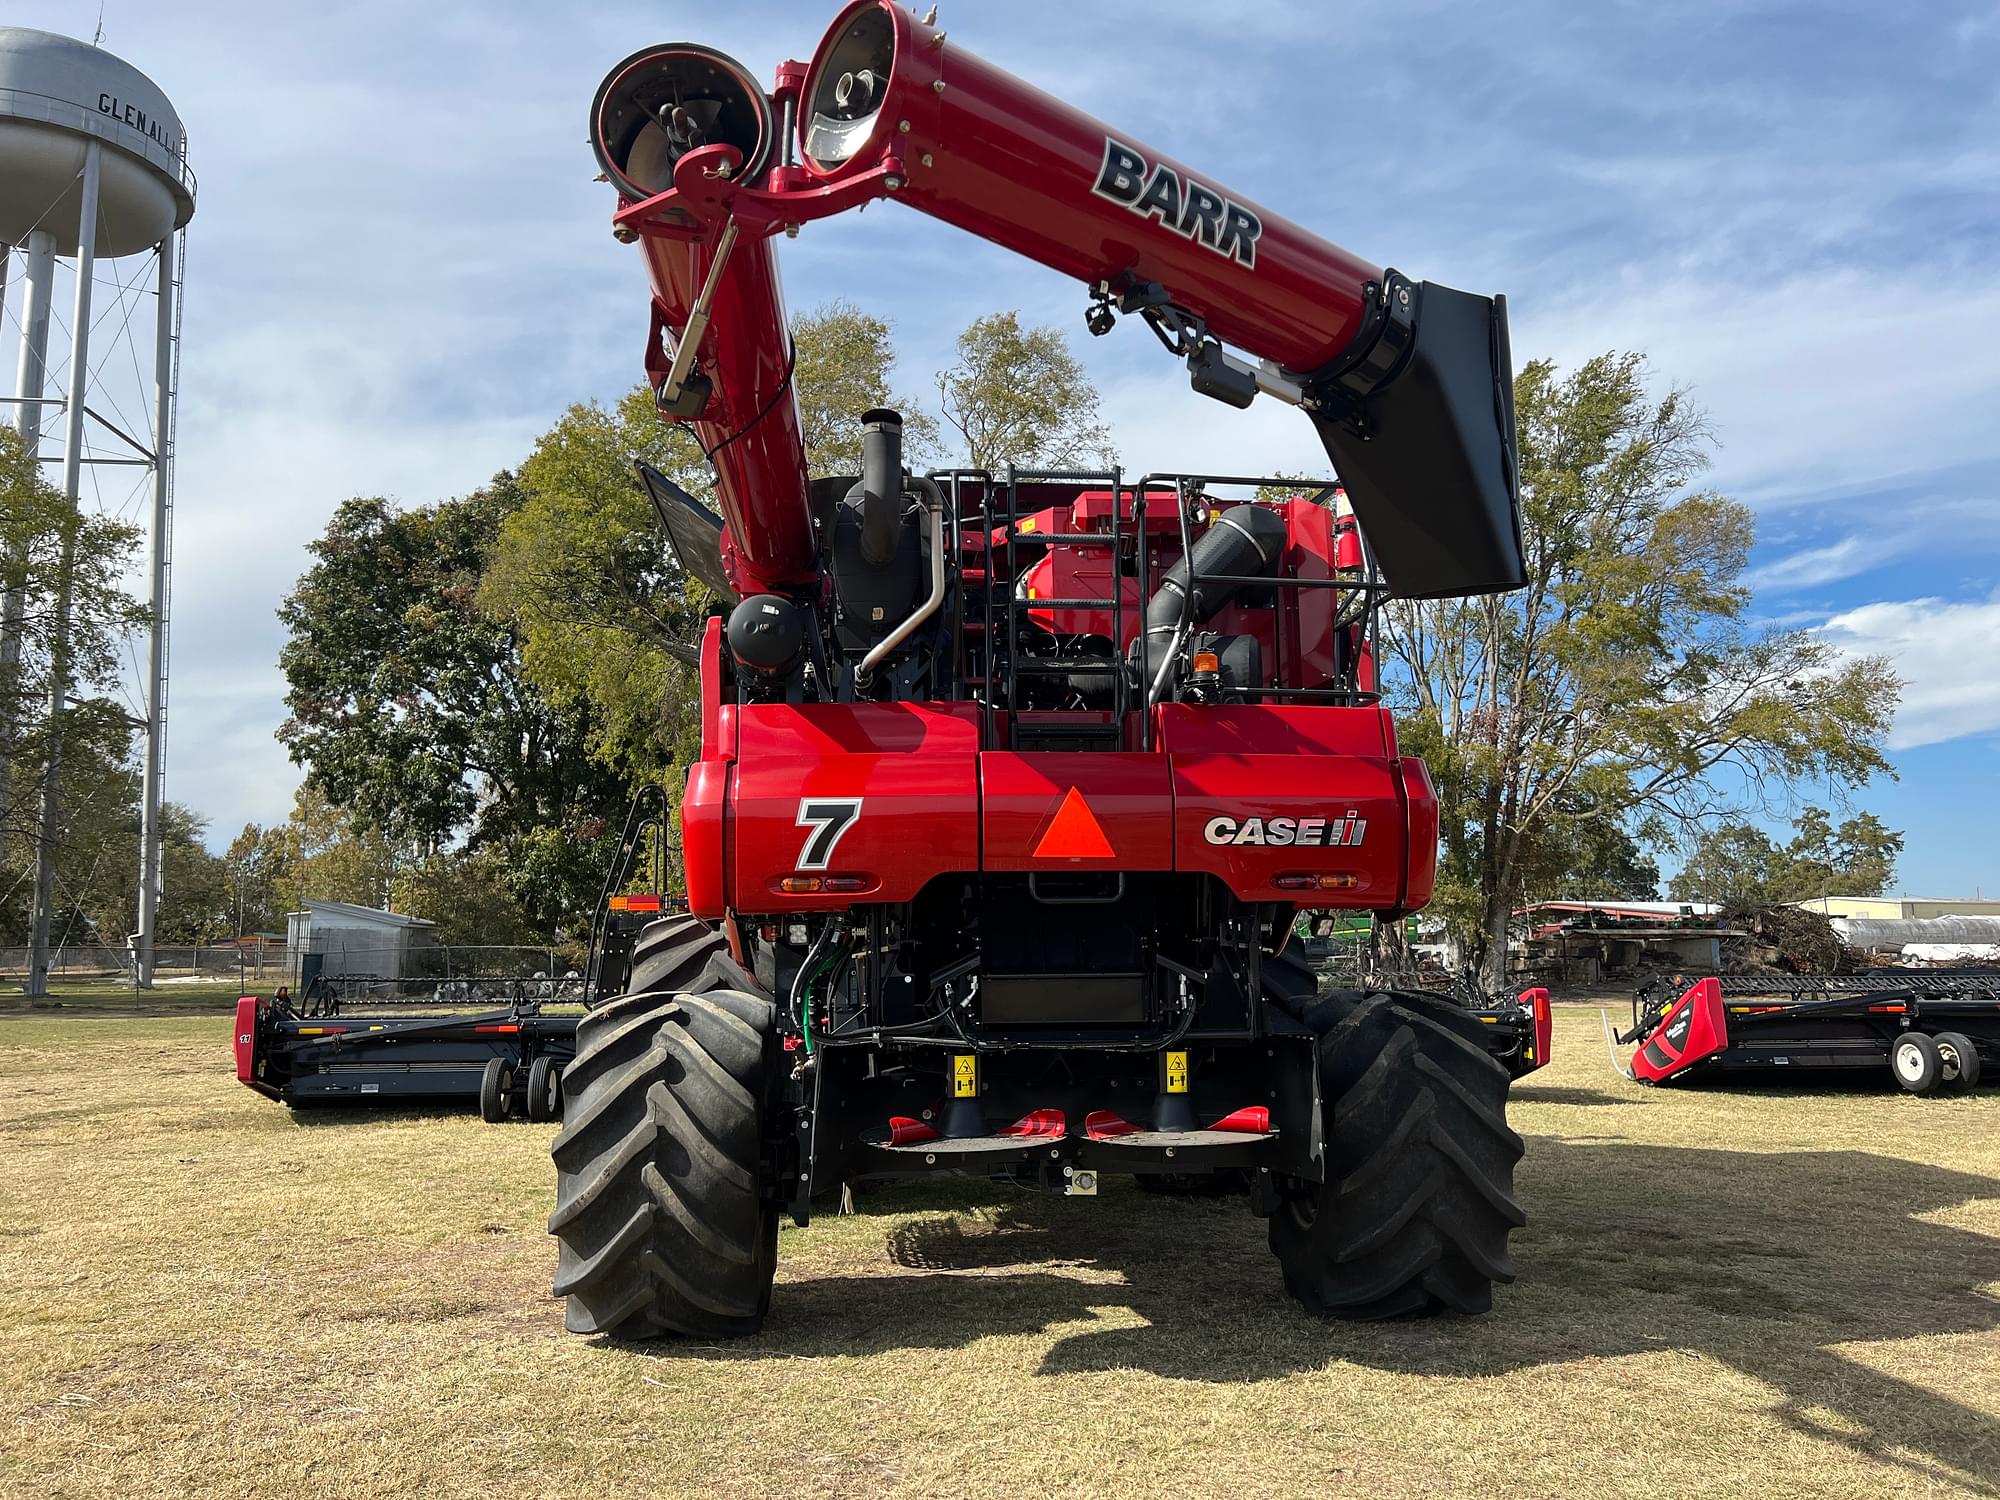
[
  {"left": 233, "top": 794, "right": 681, "bottom": 1121},
  {"left": 1621, "top": 971, "right": 2000, "bottom": 1094},
  {"left": 551, "top": 0, "right": 1538, "bottom": 1338}
]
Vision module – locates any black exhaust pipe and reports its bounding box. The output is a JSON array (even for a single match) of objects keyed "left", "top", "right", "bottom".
[
  {"left": 857, "top": 407, "right": 904, "bottom": 567},
  {"left": 1140, "top": 503, "right": 1289, "bottom": 654}
]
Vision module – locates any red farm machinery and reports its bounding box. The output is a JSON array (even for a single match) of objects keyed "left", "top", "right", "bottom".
[
  {"left": 544, "top": 0, "right": 1546, "bottom": 1336},
  {"left": 1622, "top": 972, "right": 2000, "bottom": 1095}
]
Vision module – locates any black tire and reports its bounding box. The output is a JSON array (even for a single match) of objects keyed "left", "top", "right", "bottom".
[
  {"left": 624, "top": 914, "right": 730, "bottom": 1002},
  {"left": 526, "top": 1055, "right": 562, "bottom": 1122},
  {"left": 479, "top": 1057, "right": 513, "bottom": 1123},
  {"left": 1891, "top": 1032, "right": 1941, "bottom": 1095},
  {"left": 549, "top": 985, "right": 779, "bottom": 1339},
  {"left": 1933, "top": 1032, "right": 1981, "bottom": 1094},
  {"left": 1268, "top": 988, "right": 1526, "bottom": 1319}
]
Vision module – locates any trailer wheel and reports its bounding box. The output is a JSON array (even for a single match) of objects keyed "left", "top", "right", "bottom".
[
  {"left": 1933, "top": 1032, "right": 1981, "bottom": 1094},
  {"left": 526, "top": 1055, "right": 562, "bottom": 1122},
  {"left": 480, "top": 1057, "right": 514, "bottom": 1123},
  {"left": 624, "top": 915, "right": 730, "bottom": 1002},
  {"left": 1891, "top": 1032, "right": 1942, "bottom": 1095},
  {"left": 549, "top": 986, "right": 778, "bottom": 1339},
  {"left": 1268, "top": 988, "right": 1525, "bottom": 1319}
]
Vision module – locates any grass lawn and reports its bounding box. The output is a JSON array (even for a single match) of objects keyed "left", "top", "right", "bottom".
[
  {"left": 0, "top": 978, "right": 261, "bottom": 1015},
  {"left": 1, "top": 1007, "right": 1995, "bottom": 1499}
]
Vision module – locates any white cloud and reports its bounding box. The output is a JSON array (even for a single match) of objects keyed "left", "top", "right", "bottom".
[
  {"left": 1747, "top": 535, "right": 1881, "bottom": 592},
  {"left": 1819, "top": 595, "right": 2000, "bottom": 748}
]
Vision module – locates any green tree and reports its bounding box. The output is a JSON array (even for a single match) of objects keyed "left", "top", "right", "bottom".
[
  {"left": 0, "top": 427, "right": 147, "bottom": 865},
  {"left": 1778, "top": 807, "right": 1901, "bottom": 899},
  {"left": 793, "top": 300, "right": 939, "bottom": 473},
  {"left": 224, "top": 821, "right": 293, "bottom": 936},
  {"left": 276, "top": 490, "right": 625, "bottom": 935},
  {"left": 1517, "top": 818, "right": 1661, "bottom": 905},
  {"left": 1669, "top": 806, "right": 1902, "bottom": 908},
  {"left": 1384, "top": 354, "right": 1898, "bottom": 985},
  {"left": 156, "top": 806, "right": 232, "bottom": 944},
  {"left": 477, "top": 390, "right": 709, "bottom": 785},
  {"left": 479, "top": 301, "right": 937, "bottom": 794},
  {"left": 936, "top": 311, "right": 1112, "bottom": 471},
  {"left": 1665, "top": 823, "right": 1782, "bottom": 910}
]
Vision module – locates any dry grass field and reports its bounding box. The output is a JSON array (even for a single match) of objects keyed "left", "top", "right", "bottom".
[{"left": 2, "top": 1007, "right": 1997, "bottom": 1499}]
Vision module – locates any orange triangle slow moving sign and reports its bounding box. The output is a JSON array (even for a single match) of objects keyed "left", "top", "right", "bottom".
[{"left": 1033, "top": 786, "right": 1115, "bottom": 859}]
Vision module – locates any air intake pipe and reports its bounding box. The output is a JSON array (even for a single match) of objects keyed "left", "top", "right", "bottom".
[{"left": 1142, "top": 504, "right": 1289, "bottom": 644}]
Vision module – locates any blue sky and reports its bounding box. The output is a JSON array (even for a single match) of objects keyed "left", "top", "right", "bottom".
[{"left": 9, "top": 0, "right": 1999, "bottom": 895}]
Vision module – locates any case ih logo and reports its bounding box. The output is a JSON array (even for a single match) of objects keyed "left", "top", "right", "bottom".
[
  {"left": 1093, "top": 138, "right": 1264, "bottom": 268},
  {"left": 1202, "top": 812, "right": 1367, "bottom": 848}
]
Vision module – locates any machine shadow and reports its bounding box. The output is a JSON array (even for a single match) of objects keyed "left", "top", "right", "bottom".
[
  {"left": 639, "top": 1139, "right": 2000, "bottom": 1487},
  {"left": 1505, "top": 1083, "right": 1642, "bottom": 1107}
]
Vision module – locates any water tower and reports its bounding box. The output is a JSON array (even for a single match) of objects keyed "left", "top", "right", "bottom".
[{"left": 0, "top": 28, "right": 195, "bottom": 991}]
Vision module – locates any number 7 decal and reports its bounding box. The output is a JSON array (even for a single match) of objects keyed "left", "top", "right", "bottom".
[{"left": 795, "top": 797, "right": 863, "bottom": 870}]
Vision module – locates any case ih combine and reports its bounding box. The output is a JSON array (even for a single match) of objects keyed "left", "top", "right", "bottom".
[{"left": 542, "top": 0, "right": 1547, "bottom": 1339}]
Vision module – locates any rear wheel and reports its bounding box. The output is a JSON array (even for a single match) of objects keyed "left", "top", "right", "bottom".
[
  {"left": 1269, "top": 988, "right": 1525, "bottom": 1319},
  {"left": 1933, "top": 1032, "right": 1981, "bottom": 1094},
  {"left": 1891, "top": 1032, "right": 1941, "bottom": 1095},
  {"left": 479, "top": 1057, "right": 513, "bottom": 1123},
  {"left": 549, "top": 981, "right": 779, "bottom": 1339}
]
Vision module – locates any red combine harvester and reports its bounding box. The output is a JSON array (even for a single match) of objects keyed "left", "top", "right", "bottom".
[{"left": 551, "top": 1, "right": 1547, "bottom": 1337}]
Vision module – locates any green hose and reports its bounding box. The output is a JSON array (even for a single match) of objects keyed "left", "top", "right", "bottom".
[{"left": 798, "top": 946, "right": 843, "bottom": 1055}]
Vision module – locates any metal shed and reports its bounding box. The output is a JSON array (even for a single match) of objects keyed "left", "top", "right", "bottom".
[{"left": 285, "top": 900, "right": 438, "bottom": 985}]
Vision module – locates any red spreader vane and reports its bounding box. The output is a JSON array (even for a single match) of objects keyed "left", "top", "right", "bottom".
[{"left": 1032, "top": 786, "right": 1115, "bottom": 860}]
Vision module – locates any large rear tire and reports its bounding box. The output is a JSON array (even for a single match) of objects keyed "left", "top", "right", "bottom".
[
  {"left": 623, "top": 914, "right": 731, "bottom": 1002},
  {"left": 1269, "top": 988, "right": 1525, "bottom": 1319},
  {"left": 549, "top": 979, "right": 779, "bottom": 1339}
]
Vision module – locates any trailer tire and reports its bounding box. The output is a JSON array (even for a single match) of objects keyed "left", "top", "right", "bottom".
[
  {"left": 526, "top": 1055, "right": 562, "bottom": 1122},
  {"left": 1933, "top": 1032, "right": 1981, "bottom": 1094},
  {"left": 624, "top": 915, "right": 731, "bottom": 1002},
  {"left": 479, "top": 1057, "right": 513, "bottom": 1123},
  {"left": 549, "top": 986, "right": 779, "bottom": 1340},
  {"left": 1891, "top": 1032, "right": 1942, "bottom": 1095},
  {"left": 1268, "top": 988, "right": 1525, "bottom": 1319}
]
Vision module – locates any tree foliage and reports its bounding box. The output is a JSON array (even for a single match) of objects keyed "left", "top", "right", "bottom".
[
  {"left": 792, "top": 300, "right": 939, "bottom": 473},
  {"left": 0, "top": 427, "right": 147, "bottom": 859},
  {"left": 1669, "top": 806, "right": 1903, "bottom": 909},
  {"left": 276, "top": 484, "right": 627, "bottom": 934},
  {"left": 936, "top": 311, "right": 1112, "bottom": 472},
  {"left": 479, "top": 302, "right": 939, "bottom": 787},
  {"left": 1382, "top": 353, "right": 1899, "bottom": 982}
]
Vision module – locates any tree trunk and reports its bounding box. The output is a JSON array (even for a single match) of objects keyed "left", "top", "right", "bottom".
[
  {"left": 1369, "top": 915, "right": 1416, "bottom": 985},
  {"left": 1477, "top": 883, "right": 1513, "bottom": 996}
]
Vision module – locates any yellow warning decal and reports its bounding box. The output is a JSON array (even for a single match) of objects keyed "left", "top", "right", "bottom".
[
  {"left": 1018, "top": 517, "right": 1038, "bottom": 534},
  {"left": 1165, "top": 1050, "right": 1189, "bottom": 1094},
  {"left": 952, "top": 1054, "right": 978, "bottom": 1098}
]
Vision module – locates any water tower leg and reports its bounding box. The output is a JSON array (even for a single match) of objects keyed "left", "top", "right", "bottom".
[
  {"left": 0, "top": 227, "right": 57, "bottom": 875},
  {"left": 25, "top": 143, "right": 100, "bottom": 1000},
  {"left": 136, "top": 234, "right": 177, "bottom": 990}
]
